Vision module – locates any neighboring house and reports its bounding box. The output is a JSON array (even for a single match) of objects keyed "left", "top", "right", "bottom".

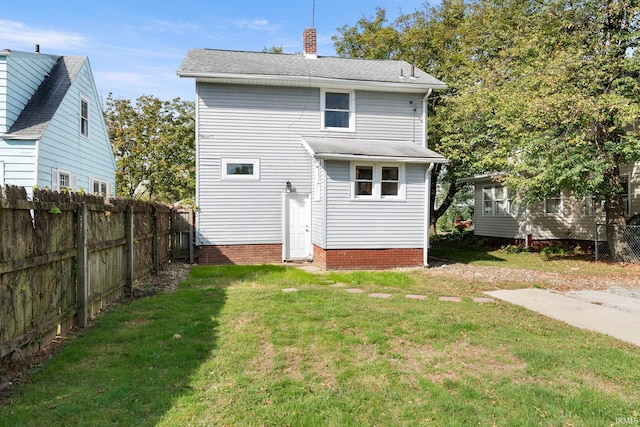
[
  {"left": 177, "top": 28, "right": 448, "bottom": 270},
  {"left": 0, "top": 49, "right": 115, "bottom": 197},
  {"left": 464, "top": 164, "right": 640, "bottom": 248}
]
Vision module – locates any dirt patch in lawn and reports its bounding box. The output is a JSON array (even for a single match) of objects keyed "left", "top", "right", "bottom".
[{"left": 424, "top": 259, "right": 640, "bottom": 293}]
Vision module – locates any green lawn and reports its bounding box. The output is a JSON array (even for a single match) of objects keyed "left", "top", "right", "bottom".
[{"left": 2, "top": 264, "right": 639, "bottom": 426}]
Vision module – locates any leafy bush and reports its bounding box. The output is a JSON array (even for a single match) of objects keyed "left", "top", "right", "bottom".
[
  {"left": 541, "top": 243, "right": 566, "bottom": 255},
  {"left": 501, "top": 244, "right": 524, "bottom": 254}
]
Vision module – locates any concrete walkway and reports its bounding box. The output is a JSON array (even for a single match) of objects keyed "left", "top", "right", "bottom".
[{"left": 486, "top": 288, "right": 640, "bottom": 347}]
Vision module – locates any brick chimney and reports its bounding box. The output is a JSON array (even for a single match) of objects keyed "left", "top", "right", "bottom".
[{"left": 303, "top": 28, "right": 317, "bottom": 58}]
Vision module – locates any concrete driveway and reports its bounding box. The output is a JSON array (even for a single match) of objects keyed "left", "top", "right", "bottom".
[{"left": 485, "top": 288, "right": 640, "bottom": 347}]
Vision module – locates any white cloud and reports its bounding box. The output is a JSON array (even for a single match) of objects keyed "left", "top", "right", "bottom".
[
  {"left": 233, "top": 19, "right": 281, "bottom": 32},
  {"left": 0, "top": 19, "right": 87, "bottom": 50},
  {"left": 140, "top": 20, "right": 200, "bottom": 34}
]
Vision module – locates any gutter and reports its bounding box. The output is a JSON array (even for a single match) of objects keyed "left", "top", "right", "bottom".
[
  {"left": 422, "top": 88, "right": 432, "bottom": 148},
  {"left": 176, "top": 72, "right": 448, "bottom": 93},
  {"left": 424, "top": 163, "right": 435, "bottom": 267}
]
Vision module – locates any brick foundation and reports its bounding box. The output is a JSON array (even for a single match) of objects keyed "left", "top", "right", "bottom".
[
  {"left": 314, "top": 245, "right": 423, "bottom": 270},
  {"left": 198, "top": 244, "right": 282, "bottom": 265}
]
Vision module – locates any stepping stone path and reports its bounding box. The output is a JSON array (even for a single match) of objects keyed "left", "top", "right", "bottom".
[
  {"left": 368, "top": 293, "right": 393, "bottom": 299},
  {"left": 281, "top": 286, "right": 496, "bottom": 305}
]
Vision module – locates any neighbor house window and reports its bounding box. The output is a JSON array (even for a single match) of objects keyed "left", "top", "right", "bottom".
[
  {"left": 80, "top": 98, "right": 89, "bottom": 137},
  {"left": 90, "top": 178, "right": 110, "bottom": 195},
  {"left": 482, "top": 185, "right": 516, "bottom": 216},
  {"left": 52, "top": 168, "right": 76, "bottom": 191},
  {"left": 351, "top": 163, "right": 405, "bottom": 200},
  {"left": 222, "top": 158, "right": 260, "bottom": 180},
  {"left": 321, "top": 89, "right": 355, "bottom": 131},
  {"left": 545, "top": 193, "right": 562, "bottom": 215}
]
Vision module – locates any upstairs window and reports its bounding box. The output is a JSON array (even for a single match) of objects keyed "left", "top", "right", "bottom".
[
  {"left": 321, "top": 90, "right": 354, "bottom": 131},
  {"left": 80, "top": 98, "right": 89, "bottom": 137}
]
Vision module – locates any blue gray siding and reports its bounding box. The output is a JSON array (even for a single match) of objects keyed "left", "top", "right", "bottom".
[
  {"left": 195, "top": 82, "right": 429, "bottom": 246},
  {"left": 36, "top": 60, "right": 115, "bottom": 192},
  {"left": 323, "top": 161, "right": 427, "bottom": 249}
]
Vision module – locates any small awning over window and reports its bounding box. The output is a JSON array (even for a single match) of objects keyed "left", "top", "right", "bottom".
[{"left": 302, "top": 137, "right": 447, "bottom": 164}]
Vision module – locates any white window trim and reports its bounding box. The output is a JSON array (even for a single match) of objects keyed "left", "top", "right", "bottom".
[
  {"left": 80, "top": 96, "right": 90, "bottom": 138},
  {"left": 52, "top": 168, "right": 77, "bottom": 191},
  {"left": 0, "top": 161, "right": 4, "bottom": 187},
  {"left": 544, "top": 193, "right": 563, "bottom": 215},
  {"left": 320, "top": 89, "right": 356, "bottom": 132},
  {"left": 350, "top": 162, "right": 405, "bottom": 201},
  {"left": 90, "top": 177, "right": 111, "bottom": 195},
  {"left": 222, "top": 158, "right": 260, "bottom": 181},
  {"left": 482, "top": 185, "right": 516, "bottom": 216}
]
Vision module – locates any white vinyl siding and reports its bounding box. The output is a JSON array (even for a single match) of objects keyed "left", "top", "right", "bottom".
[
  {"left": 324, "top": 161, "right": 425, "bottom": 249},
  {"left": 194, "top": 82, "right": 432, "bottom": 247},
  {"left": 472, "top": 180, "right": 525, "bottom": 239},
  {"left": 0, "top": 139, "right": 37, "bottom": 190},
  {"left": 195, "top": 83, "right": 313, "bottom": 245}
]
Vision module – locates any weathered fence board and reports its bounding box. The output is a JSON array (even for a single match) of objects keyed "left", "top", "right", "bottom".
[{"left": 0, "top": 186, "right": 186, "bottom": 360}]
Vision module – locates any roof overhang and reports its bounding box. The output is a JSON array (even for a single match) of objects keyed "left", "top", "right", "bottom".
[
  {"left": 0, "top": 133, "right": 39, "bottom": 140},
  {"left": 302, "top": 137, "right": 448, "bottom": 164},
  {"left": 458, "top": 172, "right": 503, "bottom": 184},
  {"left": 177, "top": 72, "right": 447, "bottom": 93}
]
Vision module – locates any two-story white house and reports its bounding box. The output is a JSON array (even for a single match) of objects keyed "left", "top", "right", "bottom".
[
  {"left": 0, "top": 49, "right": 115, "bottom": 197},
  {"left": 177, "top": 29, "right": 447, "bottom": 270}
]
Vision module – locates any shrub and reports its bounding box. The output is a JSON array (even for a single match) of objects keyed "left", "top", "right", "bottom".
[
  {"left": 501, "top": 244, "right": 524, "bottom": 254},
  {"left": 541, "top": 243, "right": 566, "bottom": 255}
]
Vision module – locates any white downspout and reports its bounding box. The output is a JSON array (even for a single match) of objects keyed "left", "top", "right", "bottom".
[
  {"left": 422, "top": 89, "right": 432, "bottom": 148},
  {"left": 424, "top": 162, "right": 435, "bottom": 267}
]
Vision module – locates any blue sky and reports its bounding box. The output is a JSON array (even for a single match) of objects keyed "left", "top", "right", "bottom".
[{"left": 1, "top": 0, "right": 433, "bottom": 102}]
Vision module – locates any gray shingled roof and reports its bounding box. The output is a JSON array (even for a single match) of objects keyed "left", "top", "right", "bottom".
[
  {"left": 302, "top": 137, "right": 447, "bottom": 163},
  {"left": 5, "top": 56, "right": 86, "bottom": 138},
  {"left": 177, "top": 49, "right": 446, "bottom": 90}
]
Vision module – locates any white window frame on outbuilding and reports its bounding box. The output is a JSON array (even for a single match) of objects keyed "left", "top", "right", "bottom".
[{"left": 482, "top": 185, "right": 516, "bottom": 216}]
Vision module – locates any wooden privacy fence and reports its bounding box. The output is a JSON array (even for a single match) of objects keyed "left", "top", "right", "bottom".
[{"left": 0, "top": 186, "right": 190, "bottom": 360}]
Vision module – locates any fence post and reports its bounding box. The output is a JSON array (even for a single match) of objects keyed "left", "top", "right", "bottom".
[
  {"left": 126, "top": 205, "right": 134, "bottom": 293},
  {"left": 594, "top": 223, "right": 599, "bottom": 262},
  {"left": 152, "top": 206, "right": 159, "bottom": 274},
  {"left": 76, "top": 203, "right": 88, "bottom": 328}
]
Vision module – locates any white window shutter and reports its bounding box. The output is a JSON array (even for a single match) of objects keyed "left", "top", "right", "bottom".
[
  {"left": 52, "top": 169, "right": 60, "bottom": 191},
  {"left": 89, "top": 178, "right": 95, "bottom": 193},
  {"left": 70, "top": 174, "right": 77, "bottom": 191}
]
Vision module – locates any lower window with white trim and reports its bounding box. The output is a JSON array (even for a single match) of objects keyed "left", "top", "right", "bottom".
[
  {"left": 482, "top": 185, "right": 516, "bottom": 215},
  {"left": 351, "top": 163, "right": 405, "bottom": 200},
  {"left": 90, "top": 177, "right": 111, "bottom": 195},
  {"left": 52, "top": 168, "right": 77, "bottom": 191}
]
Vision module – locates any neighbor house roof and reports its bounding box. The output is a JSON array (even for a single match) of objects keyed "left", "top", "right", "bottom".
[
  {"left": 177, "top": 49, "right": 446, "bottom": 93},
  {"left": 4, "top": 56, "right": 86, "bottom": 139},
  {"left": 302, "top": 137, "right": 448, "bottom": 164}
]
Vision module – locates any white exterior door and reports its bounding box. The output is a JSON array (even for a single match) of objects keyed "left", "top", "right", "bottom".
[{"left": 283, "top": 193, "right": 311, "bottom": 260}]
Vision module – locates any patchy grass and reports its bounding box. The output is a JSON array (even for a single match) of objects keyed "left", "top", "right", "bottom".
[
  {"left": 2, "top": 265, "right": 639, "bottom": 426},
  {"left": 430, "top": 243, "right": 638, "bottom": 276}
]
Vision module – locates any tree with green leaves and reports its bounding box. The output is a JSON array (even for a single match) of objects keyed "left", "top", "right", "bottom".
[
  {"left": 104, "top": 94, "right": 195, "bottom": 203},
  {"left": 335, "top": 1, "right": 640, "bottom": 258}
]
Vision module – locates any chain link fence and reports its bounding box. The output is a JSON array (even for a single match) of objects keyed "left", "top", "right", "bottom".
[{"left": 594, "top": 223, "right": 640, "bottom": 263}]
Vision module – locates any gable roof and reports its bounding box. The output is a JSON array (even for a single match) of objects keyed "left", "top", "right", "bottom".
[
  {"left": 302, "top": 137, "right": 447, "bottom": 164},
  {"left": 5, "top": 55, "right": 86, "bottom": 139},
  {"left": 177, "top": 49, "right": 446, "bottom": 93}
]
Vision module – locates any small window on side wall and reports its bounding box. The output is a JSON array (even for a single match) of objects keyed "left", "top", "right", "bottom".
[
  {"left": 90, "top": 178, "right": 111, "bottom": 195},
  {"left": 545, "top": 193, "right": 562, "bottom": 215},
  {"left": 222, "top": 158, "right": 260, "bottom": 181},
  {"left": 52, "top": 168, "right": 77, "bottom": 191},
  {"left": 80, "top": 98, "right": 89, "bottom": 137}
]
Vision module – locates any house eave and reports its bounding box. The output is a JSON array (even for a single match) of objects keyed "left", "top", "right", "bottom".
[
  {"left": 0, "top": 133, "right": 41, "bottom": 140},
  {"left": 312, "top": 153, "right": 448, "bottom": 164},
  {"left": 177, "top": 72, "right": 447, "bottom": 93}
]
